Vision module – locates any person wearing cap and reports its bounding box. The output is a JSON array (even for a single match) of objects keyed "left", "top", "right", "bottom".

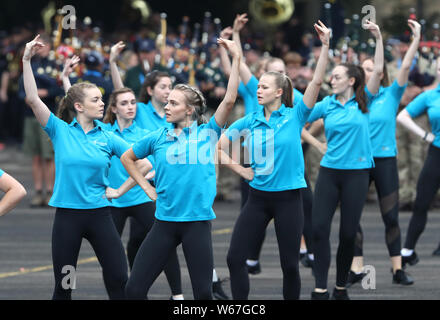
[
  {"left": 18, "top": 33, "right": 63, "bottom": 207},
  {"left": 74, "top": 50, "right": 113, "bottom": 107},
  {"left": 0, "top": 168, "right": 27, "bottom": 217},
  {"left": 124, "top": 38, "right": 156, "bottom": 97}
]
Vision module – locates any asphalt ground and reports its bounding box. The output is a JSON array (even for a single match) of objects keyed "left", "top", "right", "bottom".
[{"left": 1, "top": 145, "right": 440, "bottom": 301}]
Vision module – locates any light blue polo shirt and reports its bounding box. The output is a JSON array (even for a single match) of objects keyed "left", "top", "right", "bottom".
[
  {"left": 132, "top": 116, "right": 223, "bottom": 222},
  {"left": 226, "top": 100, "right": 312, "bottom": 192},
  {"left": 307, "top": 94, "right": 375, "bottom": 170},
  {"left": 135, "top": 101, "right": 172, "bottom": 131},
  {"left": 102, "top": 120, "right": 152, "bottom": 208},
  {"left": 405, "top": 84, "right": 440, "bottom": 148},
  {"left": 43, "top": 113, "right": 130, "bottom": 209},
  {"left": 0, "top": 169, "right": 4, "bottom": 178},
  {"left": 369, "top": 80, "right": 407, "bottom": 157},
  {"left": 245, "top": 75, "right": 304, "bottom": 110}
]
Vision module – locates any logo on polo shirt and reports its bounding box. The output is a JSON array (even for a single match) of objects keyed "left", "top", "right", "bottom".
[{"left": 91, "top": 140, "right": 108, "bottom": 147}]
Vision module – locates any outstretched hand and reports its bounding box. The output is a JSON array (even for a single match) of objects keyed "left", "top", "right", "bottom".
[
  {"left": 363, "top": 20, "right": 381, "bottom": 39},
  {"left": 233, "top": 13, "right": 248, "bottom": 33},
  {"left": 408, "top": 19, "right": 421, "bottom": 39},
  {"left": 110, "top": 41, "right": 126, "bottom": 63},
  {"left": 314, "top": 20, "right": 331, "bottom": 47},
  {"left": 23, "top": 35, "right": 45, "bottom": 62},
  {"left": 62, "top": 55, "right": 80, "bottom": 78},
  {"left": 217, "top": 38, "right": 240, "bottom": 59}
]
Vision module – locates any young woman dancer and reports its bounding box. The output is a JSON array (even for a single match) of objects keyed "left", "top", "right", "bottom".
[
  {"left": 0, "top": 169, "right": 27, "bottom": 216},
  {"left": 347, "top": 19, "right": 421, "bottom": 287},
  {"left": 308, "top": 20, "right": 384, "bottom": 300},
  {"left": 398, "top": 55, "right": 440, "bottom": 266},
  {"left": 219, "top": 21, "right": 330, "bottom": 300},
  {"left": 121, "top": 37, "right": 240, "bottom": 300},
  {"left": 23, "top": 35, "right": 131, "bottom": 300}
]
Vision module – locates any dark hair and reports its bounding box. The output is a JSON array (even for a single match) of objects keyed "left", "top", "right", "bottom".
[
  {"left": 138, "top": 70, "right": 171, "bottom": 103},
  {"left": 173, "top": 84, "right": 207, "bottom": 125},
  {"left": 262, "top": 71, "right": 294, "bottom": 108},
  {"left": 56, "top": 82, "right": 98, "bottom": 123},
  {"left": 364, "top": 57, "right": 389, "bottom": 87},
  {"left": 340, "top": 63, "right": 368, "bottom": 113},
  {"left": 103, "top": 87, "right": 136, "bottom": 125}
]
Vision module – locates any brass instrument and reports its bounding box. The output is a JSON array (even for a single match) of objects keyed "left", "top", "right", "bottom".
[{"left": 249, "top": 0, "right": 295, "bottom": 26}]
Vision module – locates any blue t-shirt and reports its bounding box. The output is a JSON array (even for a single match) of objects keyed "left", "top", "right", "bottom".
[
  {"left": 369, "top": 80, "right": 407, "bottom": 157},
  {"left": 307, "top": 93, "right": 375, "bottom": 170},
  {"left": 226, "top": 101, "right": 312, "bottom": 192},
  {"left": 405, "top": 84, "right": 440, "bottom": 148},
  {"left": 43, "top": 113, "right": 130, "bottom": 209},
  {"left": 132, "top": 116, "right": 223, "bottom": 222},
  {"left": 101, "top": 120, "right": 152, "bottom": 208},
  {"left": 135, "top": 101, "right": 172, "bottom": 131}
]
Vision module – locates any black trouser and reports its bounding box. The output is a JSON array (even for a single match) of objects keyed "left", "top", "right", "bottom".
[
  {"left": 404, "top": 144, "right": 440, "bottom": 250},
  {"left": 354, "top": 157, "right": 401, "bottom": 257},
  {"left": 125, "top": 219, "right": 214, "bottom": 300},
  {"left": 312, "top": 167, "right": 370, "bottom": 289},
  {"left": 52, "top": 207, "right": 128, "bottom": 300},
  {"left": 227, "top": 187, "right": 304, "bottom": 300},
  {"left": 111, "top": 202, "right": 182, "bottom": 295}
]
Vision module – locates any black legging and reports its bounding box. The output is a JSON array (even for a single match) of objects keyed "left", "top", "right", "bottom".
[
  {"left": 125, "top": 219, "right": 214, "bottom": 300},
  {"left": 354, "top": 157, "right": 401, "bottom": 257},
  {"left": 404, "top": 144, "right": 440, "bottom": 250},
  {"left": 227, "top": 187, "right": 304, "bottom": 300},
  {"left": 312, "top": 167, "right": 370, "bottom": 289},
  {"left": 111, "top": 202, "right": 182, "bottom": 295},
  {"left": 245, "top": 173, "right": 313, "bottom": 261},
  {"left": 52, "top": 207, "right": 128, "bottom": 300}
]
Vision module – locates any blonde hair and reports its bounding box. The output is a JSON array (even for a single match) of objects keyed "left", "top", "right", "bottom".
[
  {"left": 173, "top": 84, "right": 207, "bottom": 125},
  {"left": 57, "top": 82, "right": 98, "bottom": 123},
  {"left": 103, "top": 87, "right": 136, "bottom": 124}
]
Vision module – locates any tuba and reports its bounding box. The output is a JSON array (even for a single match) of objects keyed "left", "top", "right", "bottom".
[{"left": 249, "top": 0, "right": 295, "bottom": 26}]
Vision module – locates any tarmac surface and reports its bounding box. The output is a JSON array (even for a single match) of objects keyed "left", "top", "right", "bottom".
[{"left": 1, "top": 144, "right": 440, "bottom": 300}]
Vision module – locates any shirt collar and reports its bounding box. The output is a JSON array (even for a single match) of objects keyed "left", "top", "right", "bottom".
[
  {"left": 111, "top": 120, "right": 137, "bottom": 133},
  {"left": 167, "top": 120, "right": 198, "bottom": 138},
  {"left": 69, "top": 117, "right": 103, "bottom": 132},
  {"left": 330, "top": 94, "right": 356, "bottom": 107},
  {"left": 256, "top": 103, "right": 287, "bottom": 123},
  {"left": 147, "top": 101, "right": 164, "bottom": 118}
]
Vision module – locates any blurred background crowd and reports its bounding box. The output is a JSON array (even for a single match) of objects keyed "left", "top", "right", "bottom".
[{"left": 0, "top": 0, "right": 439, "bottom": 209}]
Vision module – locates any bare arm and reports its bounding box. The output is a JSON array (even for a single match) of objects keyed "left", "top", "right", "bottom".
[
  {"left": 214, "top": 38, "right": 241, "bottom": 127},
  {"left": 217, "top": 135, "right": 254, "bottom": 181},
  {"left": 218, "top": 27, "right": 233, "bottom": 77},
  {"left": 0, "top": 173, "right": 27, "bottom": 217},
  {"left": 301, "top": 128, "right": 327, "bottom": 155},
  {"left": 120, "top": 149, "right": 157, "bottom": 200},
  {"left": 396, "top": 20, "right": 421, "bottom": 87},
  {"left": 303, "top": 21, "right": 330, "bottom": 109},
  {"left": 397, "top": 109, "right": 435, "bottom": 143},
  {"left": 109, "top": 41, "right": 125, "bottom": 90},
  {"left": 232, "top": 13, "right": 253, "bottom": 85},
  {"left": 22, "top": 35, "right": 51, "bottom": 127},
  {"left": 364, "top": 20, "right": 384, "bottom": 95}
]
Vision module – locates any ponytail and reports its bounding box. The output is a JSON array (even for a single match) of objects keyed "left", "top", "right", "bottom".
[
  {"left": 56, "top": 82, "right": 98, "bottom": 123},
  {"left": 262, "top": 71, "right": 294, "bottom": 108},
  {"left": 340, "top": 63, "right": 368, "bottom": 113}
]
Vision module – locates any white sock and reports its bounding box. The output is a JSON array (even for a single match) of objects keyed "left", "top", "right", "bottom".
[
  {"left": 246, "top": 259, "right": 259, "bottom": 267},
  {"left": 212, "top": 269, "right": 218, "bottom": 282},
  {"left": 308, "top": 254, "right": 314, "bottom": 261},
  {"left": 300, "top": 248, "right": 307, "bottom": 254},
  {"left": 401, "top": 248, "right": 414, "bottom": 257},
  {"left": 172, "top": 294, "right": 184, "bottom": 300}
]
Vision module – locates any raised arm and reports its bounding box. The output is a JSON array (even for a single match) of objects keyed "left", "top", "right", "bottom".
[
  {"left": 0, "top": 172, "right": 27, "bottom": 217},
  {"left": 61, "top": 55, "right": 80, "bottom": 93},
  {"left": 109, "top": 41, "right": 126, "bottom": 90},
  {"left": 120, "top": 148, "right": 157, "bottom": 201},
  {"left": 364, "top": 20, "right": 384, "bottom": 95},
  {"left": 22, "top": 35, "right": 51, "bottom": 127},
  {"left": 302, "top": 21, "right": 330, "bottom": 109},
  {"left": 232, "top": 13, "right": 253, "bottom": 85},
  {"left": 396, "top": 20, "right": 421, "bottom": 87},
  {"left": 218, "top": 27, "right": 233, "bottom": 77},
  {"left": 213, "top": 38, "right": 241, "bottom": 127}
]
